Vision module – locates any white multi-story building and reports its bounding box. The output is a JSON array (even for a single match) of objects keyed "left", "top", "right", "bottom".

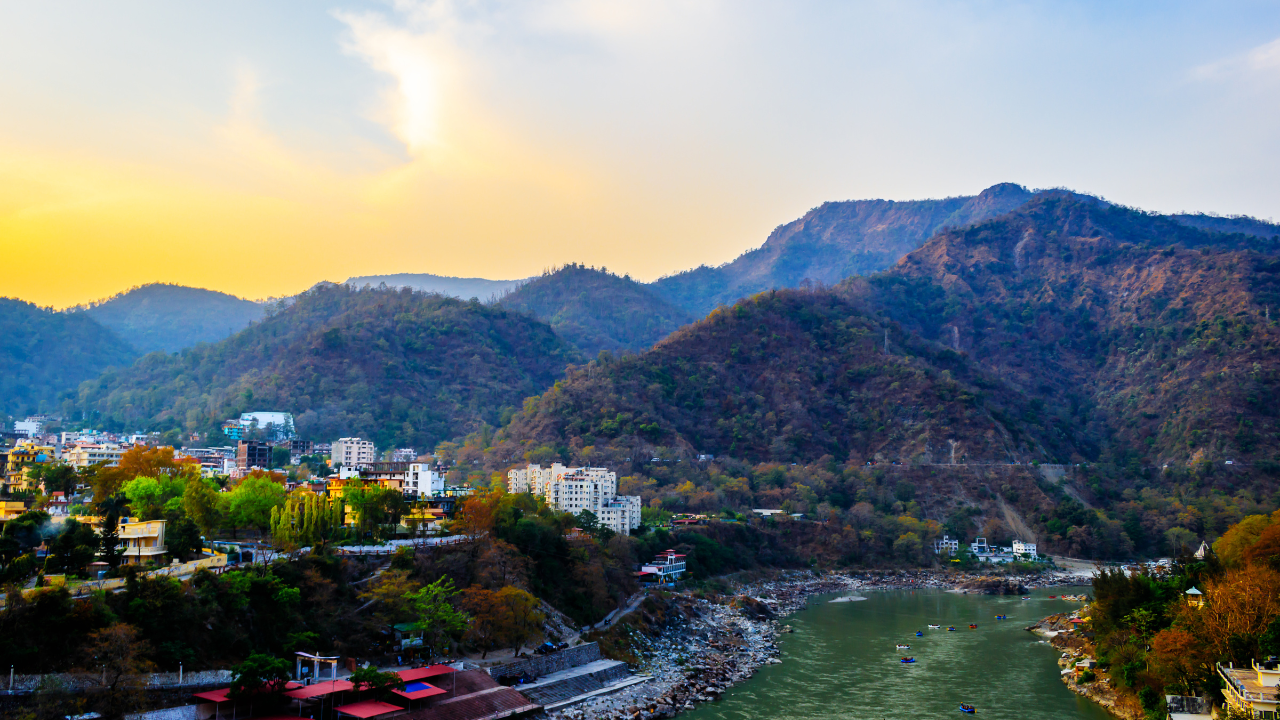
[
  {"left": 360, "top": 462, "right": 445, "bottom": 499},
  {"left": 407, "top": 463, "right": 444, "bottom": 498},
  {"left": 507, "top": 463, "right": 641, "bottom": 536},
  {"left": 63, "top": 442, "right": 125, "bottom": 469},
  {"left": 934, "top": 535, "right": 960, "bottom": 556},
  {"left": 332, "top": 437, "right": 376, "bottom": 469},
  {"left": 1012, "top": 539, "right": 1038, "bottom": 558},
  {"left": 598, "top": 496, "right": 642, "bottom": 534}
]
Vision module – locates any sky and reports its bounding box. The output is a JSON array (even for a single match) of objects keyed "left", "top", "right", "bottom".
[{"left": 1, "top": 1, "right": 1279, "bottom": 308}]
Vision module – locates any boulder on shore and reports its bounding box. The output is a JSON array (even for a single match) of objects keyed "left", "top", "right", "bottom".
[
  {"left": 955, "top": 577, "right": 1028, "bottom": 595},
  {"left": 732, "top": 595, "right": 776, "bottom": 620}
]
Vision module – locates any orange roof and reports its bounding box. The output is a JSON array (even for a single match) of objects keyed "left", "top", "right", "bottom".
[
  {"left": 193, "top": 689, "right": 231, "bottom": 703},
  {"left": 398, "top": 665, "right": 455, "bottom": 682},
  {"left": 334, "top": 700, "right": 403, "bottom": 718},
  {"left": 283, "top": 679, "right": 354, "bottom": 699}
]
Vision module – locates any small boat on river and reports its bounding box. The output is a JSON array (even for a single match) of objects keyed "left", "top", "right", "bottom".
[
  {"left": 948, "top": 626, "right": 956, "bottom": 631},
  {"left": 900, "top": 657, "right": 916, "bottom": 664},
  {"left": 1021, "top": 597, "right": 1031, "bottom": 600},
  {"left": 960, "top": 703, "right": 976, "bottom": 713},
  {"left": 928, "top": 624, "right": 941, "bottom": 629},
  {"left": 968, "top": 624, "right": 978, "bottom": 629},
  {"left": 896, "top": 644, "right": 911, "bottom": 649},
  {"left": 915, "top": 631, "right": 924, "bottom": 636},
  {"left": 995, "top": 615, "right": 1007, "bottom": 619}
]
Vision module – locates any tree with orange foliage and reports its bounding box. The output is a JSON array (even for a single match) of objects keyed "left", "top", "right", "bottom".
[
  {"left": 454, "top": 487, "right": 500, "bottom": 547},
  {"left": 90, "top": 445, "right": 200, "bottom": 509},
  {"left": 1243, "top": 524, "right": 1280, "bottom": 571},
  {"left": 1195, "top": 565, "right": 1280, "bottom": 664},
  {"left": 1212, "top": 510, "right": 1280, "bottom": 567},
  {"left": 1149, "top": 627, "right": 1214, "bottom": 694}
]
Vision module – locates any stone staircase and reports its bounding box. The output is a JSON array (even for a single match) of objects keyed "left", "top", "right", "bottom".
[{"left": 514, "top": 660, "right": 630, "bottom": 705}]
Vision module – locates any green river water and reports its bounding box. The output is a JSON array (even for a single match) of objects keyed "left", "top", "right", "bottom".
[{"left": 683, "top": 587, "right": 1112, "bottom": 720}]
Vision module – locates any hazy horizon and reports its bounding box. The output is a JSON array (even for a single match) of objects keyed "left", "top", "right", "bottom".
[{"left": 3, "top": 1, "right": 1279, "bottom": 308}]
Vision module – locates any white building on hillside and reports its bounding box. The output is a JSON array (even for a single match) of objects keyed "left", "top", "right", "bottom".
[
  {"left": 63, "top": 442, "right": 125, "bottom": 468},
  {"left": 238, "top": 412, "right": 296, "bottom": 440},
  {"left": 934, "top": 535, "right": 960, "bottom": 556},
  {"left": 507, "top": 463, "right": 642, "bottom": 536},
  {"left": 332, "top": 437, "right": 376, "bottom": 469},
  {"left": 1012, "top": 539, "right": 1038, "bottom": 558}
]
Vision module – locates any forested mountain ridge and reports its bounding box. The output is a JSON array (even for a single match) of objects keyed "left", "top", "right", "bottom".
[
  {"left": 75, "top": 284, "right": 580, "bottom": 449},
  {"left": 498, "top": 264, "right": 693, "bottom": 356},
  {"left": 76, "top": 283, "right": 265, "bottom": 354},
  {"left": 650, "top": 182, "right": 1037, "bottom": 315},
  {"left": 491, "top": 288, "right": 1063, "bottom": 468},
  {"left": 0, "top": 298, "right": 137, "bottom": 417},
  {"left": 852, "top": 192, "right": 1280, "bottom": 480}
]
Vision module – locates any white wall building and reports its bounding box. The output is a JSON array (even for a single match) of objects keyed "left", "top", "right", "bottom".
[
  {"left": 1012, "top": 539, "right": 1038, "bottom": 557},
  {"left": 63, "top": 442, "right": 125, "bottom": 468},
  {"left": 14, "top": 419, "right": 42, "bottom": 437},
  {"left": 235, "top": 412, "right": 295, "bottom": 440},
  {"left": 934, "top": 535, "right": 960, "bottom": 556},
  {"left": 406, "top": 463, "right": 445, "bottom": 498},
  {"left": 507, "top": 463, "right": 641, "bottom": 535},
  {"left": 332, "top": 437, "right": 376, "bottom": 469}
]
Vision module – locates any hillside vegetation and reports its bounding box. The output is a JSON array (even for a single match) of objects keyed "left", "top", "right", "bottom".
[
  {"left": 498, "top": 264, "right": 693, "bottom": 356},
  {"left": 78, "top": 283, "right": 265, "bottom": 354},
  {"left": 650, "top": 183, "right": 1036, "bottom": 315},
  {"left": 75, "top": 284, "right": 580, "bottom": 449},
  {"left": 492, "top": 288, "right": 1057, "bottom": 467},
  {"left": 0, "top": 299, "right": 137, "bottom": 417},
  {"left": 853, "top": 193, "right": 1280, "bottom": 478}
]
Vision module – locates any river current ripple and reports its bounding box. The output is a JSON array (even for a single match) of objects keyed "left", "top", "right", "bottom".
[{"left": 682, "top": 587, "right": 1112, "bottom": 720}]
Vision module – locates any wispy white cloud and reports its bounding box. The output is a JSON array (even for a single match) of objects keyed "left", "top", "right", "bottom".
[{"left": 1191, "top": 36, "right": 1280, "bottom": 80}]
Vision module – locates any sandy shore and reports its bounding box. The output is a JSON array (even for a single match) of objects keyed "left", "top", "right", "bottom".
[{"left": 548, "top": 567, "right": 1094, "bottom": 720}]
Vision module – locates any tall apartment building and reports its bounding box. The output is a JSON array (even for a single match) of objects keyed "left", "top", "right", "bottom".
[
  {"left": 506, "top": 463, "right": 642, "bottom": 536},
  {"left": 331, "top": 437, "right": 376, "bottom": 469},
  {"left": 237, "top": 441, "right": 271, "bottom": 471}
]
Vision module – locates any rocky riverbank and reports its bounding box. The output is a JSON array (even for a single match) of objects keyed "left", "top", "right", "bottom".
[
  {"left": 549, "top": 567, "right": 1092, "bottom": 720},
  {"left": 1027, "top": 609, "right": 1142, "bottom": 720}
]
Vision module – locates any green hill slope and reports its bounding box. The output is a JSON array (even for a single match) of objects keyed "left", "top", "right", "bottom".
[
  {"left": 498, "top": 264, "right": 693, "bottom": 356},
  {"left": 76, "top": 284, "right": 580, "bottom": 449},
  {"left": 492, "top": 288, "right": 1059, "bottom": 467},
  {"left": 78, "top": 283, "right": 265, "bottom": 354},
  {"left": 0, "top": 298, "right": 137, "bottom": 417}
]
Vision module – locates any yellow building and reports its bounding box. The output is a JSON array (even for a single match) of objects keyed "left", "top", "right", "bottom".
[
  {"left": 118, "top": 518, "right": 168, "bottom": 565},
  {"left": 3, "top": 442, "right": 57, "bottom": 492},
  {"left": 1219, "top": 659, "right": 1280, "bottom": 719},
  {"left": 0, "top": 500, "right": 27, "bottom": 521}
]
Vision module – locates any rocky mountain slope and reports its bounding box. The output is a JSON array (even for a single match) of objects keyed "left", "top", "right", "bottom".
[
  {"left": 77, "top": 283, "right": 265, "bottom": 354},
  {"left": 650, "top": 183, "right": 1036, "bottom": 315},
  {"left": 849, "top": 193, "right": 1280, "bottom": 481},
  {"left": 498, "top": 265, "right": 693, "bottom": 357},
  {"left": 76, "top": 284, "right": 580, "bottom": 449}
]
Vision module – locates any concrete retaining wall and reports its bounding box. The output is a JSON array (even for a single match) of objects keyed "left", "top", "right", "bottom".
[{"left": 487, "top": 642, "right": 602, "bottom": 681}]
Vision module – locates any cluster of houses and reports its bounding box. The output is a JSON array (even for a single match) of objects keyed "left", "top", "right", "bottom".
[{"left": 932, "top": 535, "right": 1041, "bottom": 563}]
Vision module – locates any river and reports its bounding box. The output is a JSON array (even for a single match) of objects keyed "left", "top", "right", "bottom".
[{"left": 682, "top": 587, "right": 1110, "bottom": 720}]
